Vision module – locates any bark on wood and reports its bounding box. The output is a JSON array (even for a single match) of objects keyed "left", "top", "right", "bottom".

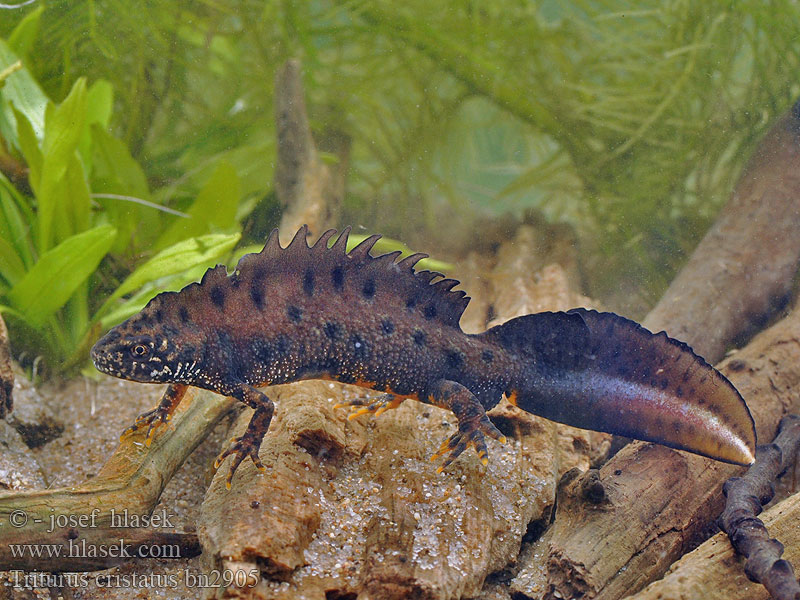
[
  {"left": 645, "top": 102, "right": 800, "bottom": 363},
  {"left": 718, "top": 415, "right": 800, "bottom": 600},
  {"left": 512, "top": 295, "right": 800, "bottom": 600},
  {"left": 198, "top": 225, "right": 605, "bottom": 600},
  {"left": 0, "top": 388, "right": 233, "bottom": 571},
  {"left": 274, "top": 59, "right": 346, "bottom": 236}
]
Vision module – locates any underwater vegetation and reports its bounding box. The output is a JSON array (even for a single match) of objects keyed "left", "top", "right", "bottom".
[{"left": 0, "top": 1, "right": 798, "bottom": 372}]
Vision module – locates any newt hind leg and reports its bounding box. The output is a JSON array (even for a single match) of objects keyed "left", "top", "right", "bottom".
[
  {"left": 121, "top": 383, "right": 188, "bottom": 446},
  {"left": 213, "top": 384, "right": 275, "bottom": 489},
  {"left": 427, "top": 379, "right": 506, "bottom": 471}
]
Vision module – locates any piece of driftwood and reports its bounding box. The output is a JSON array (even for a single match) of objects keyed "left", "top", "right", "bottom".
[
  {"left": 197, "top": 226, "right": 604, "bottom": 599},
  {"left": 719, "top": 415, "right": 800, "bottom": 600},
  {"left": 0, "top": 312, "right": 13, "bottom": 417},
  {"left": 274, "top": 59, "right": 344, "bottom": 236},
  {"left": 0, "top": 388, "right": 233, "bottom": 571},
  {"left": 645, "top": 100, "right": 800, "bottom": 364},
  {"left": 628, "top": 481, "right": 800, "bottom": 600}
]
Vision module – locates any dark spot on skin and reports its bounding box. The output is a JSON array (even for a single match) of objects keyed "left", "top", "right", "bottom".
[
  {"left": 424, "top": 304, "right": 437, "bottom": 320},
  {"left": 155, "top": 310, "right": 164, "bottom": 323},
  {"left": 250, "top": 283, "right": 265, "bottom": 310},
  {"left": 445, "top": 349, "right": 463, "bottom": 370},
  {"left": 362, "top": 278, "right": 376, "bottom": 300},
  {"left": 179, "top": 307, "right": 190, "bottom": 324},
  {"left": 332, "top": 266, "right": 344, "bottom": 291},
  {"left": 660, "top": 379, "right": 669, "bottom": 390},
  {"left": 210, "top": 286, "right": 225, "bottom": 308},
  {"left": 482, "top": 350, "right": 494, "bottom": 363},
  {"left": 614, "top": 469, "right": 622, "bottom": 476},
  {"left": 131, "top": 322, "right": 144, "bottom": 333},
  {"left": 406, "top": 296, "right": 419, "bottom": 311},
  {"left": 323, "top": 322, "right": 341, "bottom": 339},
  {"left": 676, "top": 386, "right": 683, "bottom": 398},
  {"left": 351, "top": 334, "right": 367, "bottom": 358},
  {"left": 287, "top": 305, "right": 303, "bottom": 322},
  {"left": 303, "top": 269, "right": 315, "bottom": 296},
  {"left": 413, "top": 330, "right": 426, "bottom": 346},
  {"left": 381, "top": 318, "right": 395, "bottom": 334}
]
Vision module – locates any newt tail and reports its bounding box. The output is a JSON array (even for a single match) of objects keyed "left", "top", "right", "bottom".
[{"left": 91, "top": 226, "right": 756, "bottom": 488}]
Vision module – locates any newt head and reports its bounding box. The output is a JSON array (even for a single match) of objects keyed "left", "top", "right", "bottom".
[{"left": 91, "top": 296, "right": 205, "bottom": 384}]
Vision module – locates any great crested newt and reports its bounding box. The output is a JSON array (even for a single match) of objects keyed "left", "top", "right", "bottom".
[{"left": 91, "top": 226, "right": 757, "bottom": 488}]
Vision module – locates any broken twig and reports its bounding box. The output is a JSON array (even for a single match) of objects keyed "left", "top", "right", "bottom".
[{"left": 720, "top": 415, "right": 800, "bottom": 600}]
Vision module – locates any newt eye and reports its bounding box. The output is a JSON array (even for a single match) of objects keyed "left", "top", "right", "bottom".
[{"left": 131, "top": 344, "right": 149, "bottom": 357}]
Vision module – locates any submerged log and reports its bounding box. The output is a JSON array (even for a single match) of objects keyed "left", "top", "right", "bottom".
[
  {"left": 274, "top": 59, "right": 346, "bottom": 236},
  {"left": 645, "top": 101, "right": 800, "bottom": 363},
  {"left": 629, "top": 477, "right": 800, "bottom": 600},
  {"left": 0, "top": 388, "right": 232, "bottom": 571}
]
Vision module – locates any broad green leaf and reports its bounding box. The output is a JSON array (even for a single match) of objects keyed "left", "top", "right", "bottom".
[
  {"left": 79, "top": 80, "right": 114, "bottom": 170},
  {"left": 153, "top": 161, "right": 240, "bottom": 251},
  {"left": 7, "top": 225, "right": 116, "bottom": 328},
  {"left": 48, "top": 154, "right": 92, "bottom": 243},
  {"left": 90, "top": 123, "right": 149, "bottom": 198},
  {"left": 95, "top": 232, "right": 240, "bottom": 321},
  {"left": 37, "top": 78, "right": 88, "bottom": 251},
  {"left": 85, "top": 80, "right": 113, "bottom": 129},
  {"left": 0, "top": 235, "right": 26, "bottom": 288},
  {"left": 0, "top": 39, "right": 47, "bottom": 148},
  {"left": 0, "top": 176, "right": 34, "bottom": 268},
  {"left": 12, "top": 106, "right": 41, "bottom": 193},
  {"left": 90, "top": 123, "right": 153, "bottom": 253},
  {"left": 8, "top": 5, "right": 43, "bottom": 58}
]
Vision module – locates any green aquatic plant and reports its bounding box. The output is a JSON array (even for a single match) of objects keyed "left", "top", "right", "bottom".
[
  {"left": 0, "top": 1, "right": 798, "bottom": 368},
  {"left": 0, "top": 21, "right": 243, "bottom": 374}
]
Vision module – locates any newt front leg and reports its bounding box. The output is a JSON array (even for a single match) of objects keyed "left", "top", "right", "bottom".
[
  {"left": 212, "top": 383, "right": 275, "bottom": 489},
  {"left": 122, "top": 383, "right": 188, "bottom": 446}
]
